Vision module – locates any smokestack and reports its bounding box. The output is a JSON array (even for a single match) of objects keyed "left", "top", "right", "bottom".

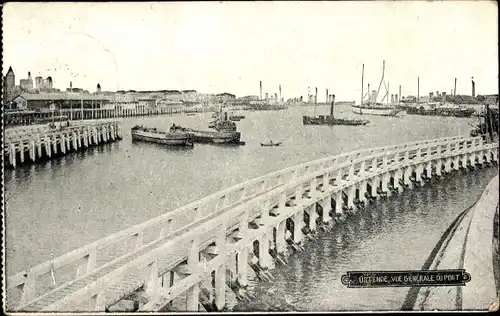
[
  {"left": 265, "top": 93, "right": 268, "bottom": 100},
  {"left": 454, "top": 78, "right": 457, "bottom": 97},
  {"left": 279, "top": 84, "right": 282, "bottom": 101},
  {"left": 260, "top": 81, "right": 262, "bottom": 100},
  {"left": 471, "top": 77, "right": 475, "bottom": 97},
  {"left": 315, "top": 87, "right": 318, "bottom": 104},
  {"left": 326, "top": 89, "right": 328, "bottom": 103},
  {"left": 395, "top": 94, "right": 398, "bottom": 103},
  {"left": 330, "top": 94, "right": 336, "bottom": 116},
  {"left": 417, "top": 77, "right": 420, "bottom": 104},
  {"left": 367, "top": 83, "right": 370, "bottom": 103},
  {"left": 399, "top": 85, "right": 401, "bottom": 103}
]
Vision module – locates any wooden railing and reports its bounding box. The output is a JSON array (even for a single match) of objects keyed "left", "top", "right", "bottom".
[{"left": 7, "top": 135, "right": 486, "bottom": 310}]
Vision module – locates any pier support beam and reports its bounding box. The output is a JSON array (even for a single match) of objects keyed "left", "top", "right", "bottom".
[
  {"left": 45, "top": 137, "right": 51, "bottom": 157},
  {"left": 347, "top": 185, "right": 356, "bottom": 210},
  {"left": 436, "top": 159, "right": 443, "bottom": 175},
  {"left": 444, "top": 157, "right": 452, "bottom": 173},
  {"left": 215, "top": 263, "right": 226, "bottom": 310},
  {"left": 321, "top": 197, "right": 332, "bottom": 223},
  {"left": 276, "top": 220, "right": 287, "bottom": 253},
  {"left": 237, "top": 249, "right": 248, "bottom": 288},
  {"left": 186, "top": 238, "right": 200, "bottom": 312},
  {"left": 335, "top": 191, "right": 344, "bottom": 215},
  {"left": 36, "top": 136, "right": 42, "bottom": 158},
  {"left": 381, "top": 173, "right": 390, "bottom": 196},
  {"left": 403, "top": 167, "right": 413, "bottom": 187},
  {"left": 10, "top": 144, "right": 16, "bottom": 168},
  {"left": 293, "top": 210, "right": 304, "bottom": 244},
  {"left": 359, "top": 180, "right": 367, "bottom": 202},
  {"left": 30, "top": 139, "right": 36, "bottom": 161},
  {"left": 215, "top": 223, "right": 228, "bottom": 309},
  {"left": 306, "top": 205, "right": 318, "bottom": 232},
  {"left": 72, "top": 132, "right": 77, "bottom": 151},
  {"left": 258, "top": 229, "right": 273, "bottom": 269},
  {"left": 425, "top": 162, "right": 433, "bottom": 179},
  {"left": 415, "top": 164, "right": 424, "bottom": 185},
  {"left": 237, "top": 210, "right": 249, "bottom": 287},
  {"left": 371, "top": 176, "right": 379, "bottom": 198},
  {"left": 52, "top": 136, "right": 58, "bottom": 154},
  {"left": 61, "top": 135, "right": 66, "bottom": 154}
]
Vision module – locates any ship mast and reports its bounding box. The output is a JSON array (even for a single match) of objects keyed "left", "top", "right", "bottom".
[
  {"left": 375, "top": 60, "right": 386, "bottom": 104},
  {"left": 361, "top": 63, "right": 364, "bottom": 106}
]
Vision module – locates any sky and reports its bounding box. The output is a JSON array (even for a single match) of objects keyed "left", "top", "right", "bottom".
[{"left": 2, "top": 1, "right": 498, "bottom": 101}]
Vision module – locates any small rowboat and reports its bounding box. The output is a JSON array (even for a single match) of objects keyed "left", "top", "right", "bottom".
[{"left": 261, "top": 141, "right": 282, "bottom": 147}]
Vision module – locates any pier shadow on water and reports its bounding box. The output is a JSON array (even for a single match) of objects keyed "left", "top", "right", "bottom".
[{"left": 230, "top": 166, "right": 498, "bottom": 312}]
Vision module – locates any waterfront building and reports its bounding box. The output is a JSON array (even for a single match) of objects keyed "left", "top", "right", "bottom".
[
  {"left": 34, "top": 76, "right": 54, "bottom": 92},
  {"left": 12, "top": 92, "right": 110, "bottom": 110},
  {"left": 3, "top": 66, "right": 16, "bottom": 102},
  {"left": 216, "top": 92, "right": 236, "bottom": 103},
  {"left": 19, "top": 72, "right": 34, "bottom": 92}
]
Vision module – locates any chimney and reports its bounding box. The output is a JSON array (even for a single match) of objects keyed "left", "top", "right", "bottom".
[
  {"left": 279, "top": 84, "right": 282, "bottom": 102},
  {"left": 417, "top": 77, "right": 420, "bottom": 103},
  {"left": 399, "top": 85, "right": 401, "bottom": 103},
  {"left": 259, "top": 81, "right": 262, "bottom": 100},
  {"left": 315, "top": 87, "right": 318, "bottom": 104},
  {"left": 265, "top": 92, "right": 268, "bottom": 100},
  {"left": 70, "top": 81, "right": 73, "bottom": 89},
  {"left": 454, "top": 78, "right": 457, "bottom": 97},
  {"left": 395, "top": 94, "right": 398, "bottom": 103},
  {"left": 471, "top": 77, "right": 475, "bottom": 97},
  {"left": 326, "top": 89, "right": 328, "bottom": 103}
]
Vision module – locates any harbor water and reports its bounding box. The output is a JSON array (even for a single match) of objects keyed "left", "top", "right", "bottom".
[{"left": 4, "top": 104, "right": 495, "bottom": 310}]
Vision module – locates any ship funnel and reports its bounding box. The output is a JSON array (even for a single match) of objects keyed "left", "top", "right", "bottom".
[
  {"left": 330, "top": 94, "right": 336, "bottom": 116},
  {"left": 471, "top": 77, "right": 475, "bottom": 97}
]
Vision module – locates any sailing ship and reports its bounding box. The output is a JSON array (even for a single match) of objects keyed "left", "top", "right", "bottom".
[
  {"left": 352, "top": 61, "right": 403, "bottom": 117},
  {"left": 131, "top": 125, "right": 194, "bottom": 147},
  {"left": 303, "top": 95, "right": 369, "bottom": 126}
]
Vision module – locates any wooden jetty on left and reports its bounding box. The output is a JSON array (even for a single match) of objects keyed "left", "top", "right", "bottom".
[{"left": 4, "top": 120, "right": 123, "bottom": 168}]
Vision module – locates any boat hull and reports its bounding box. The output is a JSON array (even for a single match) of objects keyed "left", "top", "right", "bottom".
[
  {"left": 173, "top": 127, "right": 241, "bottom": 144},
  {"left": 404, "top": 107, "right": 474, "bottom": 117},
  {"left": 352, "top": 105, "right": 402, "bottom": 116},
  {"left": 131, "top": 130, "right": 193, "bottom": 146},
  {"left": 302, "top": 115, "right": 369, "bottom": 126}
]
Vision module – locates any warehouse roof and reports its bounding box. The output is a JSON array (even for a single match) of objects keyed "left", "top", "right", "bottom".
[{"left": 13, "top": 93, "right": 111, "bottom": 101}]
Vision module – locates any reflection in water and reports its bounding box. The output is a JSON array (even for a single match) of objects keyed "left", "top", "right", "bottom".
[{"left": 232, "top": 167, "right": 497, "bottom": 311}]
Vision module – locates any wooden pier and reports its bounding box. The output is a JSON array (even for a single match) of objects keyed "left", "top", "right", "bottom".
[
  {"left": 4, "top": 121, "right": 123, "bottom": 169},
  {"left": 4, "top": 106, "right": 216, "bottom": 128}
]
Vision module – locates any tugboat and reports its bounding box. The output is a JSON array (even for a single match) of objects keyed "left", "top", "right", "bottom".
[
  {"left": 303, "top": 95, "right": 369, "bottom": 126},
  {"left": 131, "top": 125, "right": 194, "bottom": 147},
  {"left": 170, "top": 105, "right": 243, "bottom": 144}
]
